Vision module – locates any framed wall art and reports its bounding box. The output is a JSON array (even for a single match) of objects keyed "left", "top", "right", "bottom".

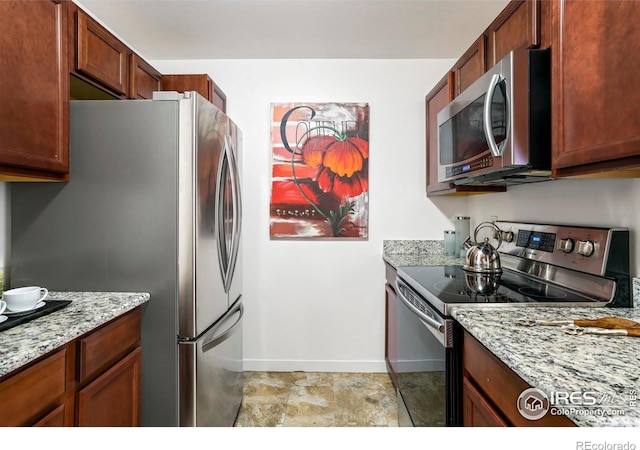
[{"left": 269, "top": 102, "right": 369, "bottom": 239}]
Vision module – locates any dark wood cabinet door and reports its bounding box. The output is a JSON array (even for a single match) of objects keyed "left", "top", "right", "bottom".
[
  {"left": 453, "top": 36, "right": 486, "bottom": 96},
  {"left": 129, "top": 54, "right": 162, "bottom": 99},
  {"left": 33, "top": 404, "right": 67, "bottom": 427},
  {"left": 161, "top": 74, "right": 227, "bottom": 112},
  {"left": 463, "top": 331, "right": 575, "bottom": 427},
  {"left": 463, "top": 377, "right": 509, "bottom": 427},
  {"left": 212, "top": 81, "right": 228, "bottom": 113},
  {"left": 0, "top": 348, "right": 67, "bottom": 426},
  {"left": 77, "top": 347, "right": 142, "bottom": 427},
  {"left": 0, "top": 0, "right": 69, "bottom": 179},
  {"left": 162, "top": 74, "right": 211, "bottom": 98},
  {"left": 76, "top": 9, "right": 129, "bottom": 95},
  {"left": 551, "top": 0, "right": 640, "bottom": 176},
  {"left": 486, "top": 0, "right": 540, "bottom": 67}
]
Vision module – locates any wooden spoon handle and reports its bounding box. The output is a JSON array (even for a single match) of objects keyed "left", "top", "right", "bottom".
[{"left": 574, "top": 317, "right": 640, "bottom": 329}]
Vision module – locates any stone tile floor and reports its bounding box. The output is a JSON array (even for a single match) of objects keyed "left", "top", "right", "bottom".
[{"left": 234, "top": 371, "right": 399, "bottom": 427}]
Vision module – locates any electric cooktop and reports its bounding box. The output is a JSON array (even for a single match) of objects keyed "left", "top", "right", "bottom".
[{"left": 397, "top": 265, "right": 607, "bottom": 317}]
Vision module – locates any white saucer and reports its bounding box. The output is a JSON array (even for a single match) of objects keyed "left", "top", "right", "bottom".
[
  {"left": 4, "top": 302, "right": 46, "bottom": 316},
  {"left": 0, "top": 315, "right": 6, "bottom": 324}
]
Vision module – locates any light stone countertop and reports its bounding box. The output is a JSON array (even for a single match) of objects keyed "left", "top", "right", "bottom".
[
  {"left": 382, "top": 239, "right": 465, "bottom": 268},
  {"left": 452, "top": 306, "right": 640, "bottom": 427},
  {"left": 0, "top": 291, "right": 150, "bottom": 378}
]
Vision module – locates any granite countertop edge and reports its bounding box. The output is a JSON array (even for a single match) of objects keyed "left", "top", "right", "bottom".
[
  {"left": 0, "top": 291, "right": 150, "bottom": 377},
  {"left": 451, "top": 306, "right": 640, "bottom": 427}
]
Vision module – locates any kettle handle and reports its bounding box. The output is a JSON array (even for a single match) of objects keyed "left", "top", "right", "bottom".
[{"left": 473, "top": 221, "right": 503, "bottom": 249}]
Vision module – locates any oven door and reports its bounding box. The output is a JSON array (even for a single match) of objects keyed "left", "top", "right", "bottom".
[{"left": 395, "top": 278, "right": 460, "bottom": 426}]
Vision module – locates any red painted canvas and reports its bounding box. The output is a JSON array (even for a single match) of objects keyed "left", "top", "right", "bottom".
[{"left": 270, "top": 102, "right": 369, "bottom": 239}]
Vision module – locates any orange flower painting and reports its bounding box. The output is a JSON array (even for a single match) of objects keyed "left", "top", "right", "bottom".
[{"left": 270, "top": 103, "right": 369, "bottom": 239}]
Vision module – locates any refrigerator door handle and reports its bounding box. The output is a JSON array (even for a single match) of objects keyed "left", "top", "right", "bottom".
[
  {"left": 227, "top": 134, "right": 242, "bottom": 283},
  {"left": 202, "top": 300, "right": 243, "bottom": 352},
  {"left": 215, "top": 135, "right": 242, "bottom": 293}
]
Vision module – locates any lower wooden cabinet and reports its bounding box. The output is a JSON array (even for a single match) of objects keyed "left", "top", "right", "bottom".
[
  {"left": 462, "top": 330, "right": 575, "bottom": 427},
  {"left": 33, "top": 404, "right": 68, "bottom": 427},
  {"left": 77, "top": 347, "right": 141, "bottom": 427},
  {"left": 0, "top": 307, "right": 142, "bottom": 427},
  {"left": 462, "top": 376, "right": 508, "bottom": 427},
  {"left": 0, "top": 348, "right": 70, "bottom": 426}
]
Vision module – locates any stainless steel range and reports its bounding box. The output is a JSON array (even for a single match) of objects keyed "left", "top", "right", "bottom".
[{"left": 391, "top": 221, "right": 630, "bottom": 427}]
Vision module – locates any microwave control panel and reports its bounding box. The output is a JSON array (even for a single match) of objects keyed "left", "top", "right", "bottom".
[{"left": 446, "top": 156, "right": 493, "bottom": 179}]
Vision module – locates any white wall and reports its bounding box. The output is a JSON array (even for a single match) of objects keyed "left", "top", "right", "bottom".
[
  {"left": 467, "top": 178, "right": 640, "bottom": 277},
  {"left": 151, "top": 59, "right": 463, "bottom": 372}
]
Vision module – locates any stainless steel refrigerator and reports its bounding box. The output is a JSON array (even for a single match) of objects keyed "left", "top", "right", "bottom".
[{"left": 10, "top": 92, "right": 243, "bottom": 427}]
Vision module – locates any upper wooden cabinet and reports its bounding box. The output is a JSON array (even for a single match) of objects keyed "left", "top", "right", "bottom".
[
  {"left": 486, "top": 0, "right": 540, "bottom": 67},
  {"left": 161, "top": 74, "right": 228, "bottom": 112},
  {"left": 551, "top": 0, "right": 640, "bottom": 178},
  {"left": 73, "top": 7, "right": 129, "bottom": 96},
  {"left": 452, "top": 36, "right": 486, "bottom": 97},
  {"left": 129, "top": 53, "right": 162, "bottom": 100},
  {"left": 68, "top": 2, "right": 162, "bottom": 101},
  {"left": 0, "top": 0, "right": 70, "bottom": 181}
]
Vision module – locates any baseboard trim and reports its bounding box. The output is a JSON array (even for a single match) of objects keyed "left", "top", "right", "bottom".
[{"left": 242, "top": 359, "right": 388, "bottom": 373}]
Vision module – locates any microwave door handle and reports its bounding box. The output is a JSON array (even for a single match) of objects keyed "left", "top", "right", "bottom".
[{"left": 483, "top": 73, "right": 505, "bottom": 157}]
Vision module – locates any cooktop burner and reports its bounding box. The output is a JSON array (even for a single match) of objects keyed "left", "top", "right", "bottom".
[{"left": 397, "top": 265, "right": 608, "bottom": 317}]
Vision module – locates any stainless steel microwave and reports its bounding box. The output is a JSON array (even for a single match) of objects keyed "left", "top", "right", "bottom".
[{"left": 437, "top": 48, "right": 551, "bottom": 186}]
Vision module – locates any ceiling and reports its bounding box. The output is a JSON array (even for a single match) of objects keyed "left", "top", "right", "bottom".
[{"left": 75, "top": 0, "right": 511, "bottom": 60}]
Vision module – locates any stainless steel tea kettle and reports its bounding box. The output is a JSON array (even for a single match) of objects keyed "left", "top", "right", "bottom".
[{"left": 462, "top": 221, "right": 503, "bottom": 274}]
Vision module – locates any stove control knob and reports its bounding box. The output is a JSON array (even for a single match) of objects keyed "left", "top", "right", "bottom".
[
  {"left": 577, "top": 240, "right": 595, "bottom": 257},
  {"left": 559, "top": 238, "right": 574, "bottom": 253},
  {"left": 501, "top": 231, "right": 515, "bottom": 243}
]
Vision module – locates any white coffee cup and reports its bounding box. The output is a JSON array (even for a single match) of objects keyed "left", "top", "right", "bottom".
[
  {"left": 0, "top": 300, "right": 6, "bottom": 316},
  {"left": 3, "top": 286, "right": 48, "bottom": 312}
]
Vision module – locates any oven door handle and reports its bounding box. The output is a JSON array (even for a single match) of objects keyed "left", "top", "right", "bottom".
[{"left": 395, "top": 279, "right": 452, "bottom": 348}]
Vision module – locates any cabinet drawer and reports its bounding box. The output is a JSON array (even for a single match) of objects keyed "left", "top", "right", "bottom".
[
  {"left": 76, "top": 9, "right": 129, "bottom": 95},
  {"left": 463, "top": 331, "right": 574, "bottom": 426},
  {"left": 0, "top": 348, "right": 67, "bottom": 426},
  {"left": 78, "top": 308, "right": 141, "bottom": 383}
]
